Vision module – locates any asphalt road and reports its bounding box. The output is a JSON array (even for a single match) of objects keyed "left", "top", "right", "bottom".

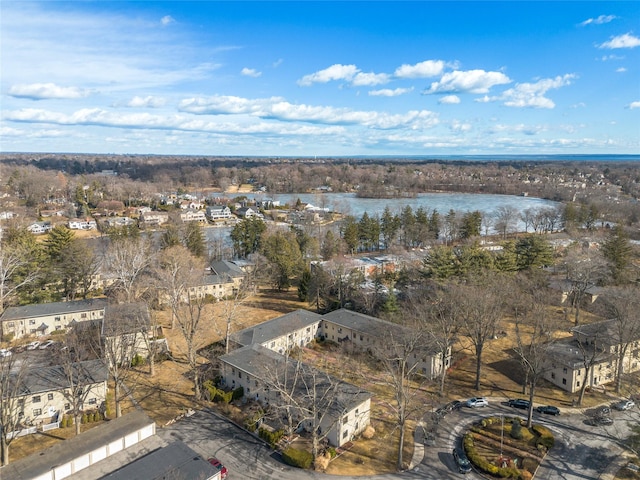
[{"left": 156, "top": 401, "right": 639, "bottom": 480}]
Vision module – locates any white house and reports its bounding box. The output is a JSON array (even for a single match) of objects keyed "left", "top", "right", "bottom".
[
  {"left": 68, "top": 218, "right": 97, "bottom": 230},
  {"left": 139, "top": 211, "right": 169, "bottom": 227},
  {"left": 1, "top": 298, "right": 107, "bottom": 340},
  {"left": 179, "top": 209, "right": 207, "bottom": 223},
  {"left": 206, "top": 205, "right": 232, "bottom": 221},
  {"left": 27, "top": 221, "right": 53, "bottom": 234},
  {"left": 219, "top": 343, "right": 371, "bottom": 448}
]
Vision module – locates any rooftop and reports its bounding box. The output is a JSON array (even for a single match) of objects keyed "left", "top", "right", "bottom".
[
  {"left": 232, "top": 309, "right": 322, "bottom": 347},
  {"left": 1, "top": 298, "right": 107, "bottom": 322}
]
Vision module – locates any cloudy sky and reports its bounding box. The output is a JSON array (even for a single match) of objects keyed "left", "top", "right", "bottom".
[{"left": 1, "top": 1, "right": 639, "bottom": 156}]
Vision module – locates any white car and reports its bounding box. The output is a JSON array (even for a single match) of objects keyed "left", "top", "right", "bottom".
[
  {"left": 39, "top": 340, "right": 55, "bottom": 350},
  {"left": 613, "top": 399, "right": 635, "bottom": 411},
  {"left": 0, "top": 348, "right": 12, "bottom": 358},
  {"left": 466, "top": 397, "right": 489, "bottom": 408},
  {"left": 26, "top": 341, "right": 41, "bottom": 350}
]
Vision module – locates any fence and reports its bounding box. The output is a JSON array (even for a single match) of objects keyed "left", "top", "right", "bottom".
[
  {"left": 42, "top": 421, "right": 60, "bottom": 432},
  {"left": 6, "top": 426, "right": 37, "bottom": 441}
]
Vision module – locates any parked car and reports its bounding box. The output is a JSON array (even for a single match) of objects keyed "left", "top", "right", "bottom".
[
  {"left": 595, "top": 406, "right": 611, "bottom": 417},
  {"left": 536, "top": 405, "right": 561, "bottom": 416},
  {"left": 466, "top": 397, "right": 489, "bottom": 408},
  {"left": 39, "top": 340, "right": 55, "bottom": 350},
  {"left": 26, "top": 341, "right": 41, "bottom": 350},
  {"left": 613, "top": 399, "right": 635, "bottom": 411},
  {"left": 447, "top": 400, "right": 464, "bottom": 412},
  {"left": 508, "top": 399, "right": 530, "bottom": 410},
  {"left": 452, "top": 446, "right": 472, "bottom": 474},
  {"left": 207, "top": 457, "right": 227, "bottom": 479},
  {"left": 0, "top": 348, "right": 12, "bottom": 358}
]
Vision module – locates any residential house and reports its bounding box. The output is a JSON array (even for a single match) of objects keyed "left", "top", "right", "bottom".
[
  {"left": 27, "top": 221, "right": 52, "bottom": 234},
  {"left": 231, "top": 309, "right": 323, "bottom": 354},
  {"left": 7, "top": 359, "right": 108, "bottom": 427},
  {"left": 179, "top": 200, "right": 205, "bottom": 210},
  {"left": 313, "top": 255, "right": 399, "bottom": 281},
  {"left": 206, "top": 205, "right": 232, "bottom": 221},
  {"left": 321, "top": 309, "right": 449, "bottom": 379},
  {"left": 139, "top": 211, "right": 169, "bottom": 227},
  {"left": 219, "top": 343, "right": 371, "bottom": 448},
  {"left": 179, "top": 209, "right": 207, "bottom": 223},
  {"left": 101, "top": 302, "right": 163, "bottom": 366},
  {"left": 102, "top": 216, "right": 135, "bottom": 229},
  {"left": 235, "top": 206, "right": 262, "bottom": 219},
  {"left": 68, "top": 218, "right": 97, "bottom": 230},
  {"left": 544, "top": 319, "right": 640, "bottom": 393},
  {"left": 1, "top": 298, "right": 107, "bottom": 340}
]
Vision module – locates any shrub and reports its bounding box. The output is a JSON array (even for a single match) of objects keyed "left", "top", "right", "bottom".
[
  {"left": 282, "top": 447, "right": 313, "bottom": 469},
  {"left": 327, "top": 447, "right": 337, "bottom": 458},
  {"left": 244, "top": 410, "right": 264, "bottom": 432},
  {"left": 510, "top": 419, "right": 523, "bottom": 440},
  {"left": 533, "top": 424, "right": 555, "bottom": 449},
  {"left": 361, "top": 425, "right": 375, "bottom": 439},
  {"left": 232, "top": 386, "right": 244, "bottom": 401},
  {"left": 131, "top": 354, "right": 145, "bottom": 367},
  {"left": 50, "top": 329, "right": 66, "bottom": 336},
  {"left": 81, "top": 413, "right": 89, "bottom": 424},
  {"left": 259, "top": 427, "right": 285, "bottom": 447}
]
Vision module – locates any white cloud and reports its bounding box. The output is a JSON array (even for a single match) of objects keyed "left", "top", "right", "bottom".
[
  {"left": 297, "top": 64, "right": 359, "bottom": 86},
  {"left": 126, "top": 96, "right": 167, "bottom": 108},
  {"left": 485, "top": 74, "right": 576, "bottom": 109},
  {"left": 424, "top": 70, "right": 511, "bottom": 94},
  {"left": 368, "top": 87, "right": 413, "bottom": 97},
  {"left": 580, "top": 15, "right": 616, "bottom": 26},
  {"left": 439, "top": 95, "right": 461, "bottom": 105},
  {"left": 3, "top": 107, "right": 347, "bottom": 136},
  {"left": 352, "top": 72, "right": 390, "bottom": 86},
  {"left": 272, "top": 59, "right": 283, "bottom": 68},
  {"left": 599, "top": 33, "right": 640, "bottom": 49},
  {"left": 616, "top": 67, "right": 627, "bottom": 73},
  {"left": 629, "top": 101, "right": 640, "bottom": 109},
  {"left": 599, "top": 54, "right": 624, "bottom": 61},
  {"left": 241, "top": 67, "right": 262, "bottom": 78},
  {"left": 450, "top": 120, "right": 471, "bottom": 133},
  {"left": 8, "top": 83, "right": 90, "bottom": 100},
  {"left": 394, "top": 60, "right": 445, "bottom": 78},
  {"left": 178, "top": 95, "right": 439, "bottom": 129},
  {"left": 161, "top": 15, "right": 175, "bottom": 26}
]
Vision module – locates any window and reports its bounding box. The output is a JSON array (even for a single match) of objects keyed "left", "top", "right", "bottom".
[
  {"left": 551, "top": 372, "right": 556, "bottom": 379},
  {"left": 81, "top": 313, "right": 87, "bottom": 319},
  {"left": 238, "top": 372, "right": 242, "bottom": 378},
  {"left": 64, "top": 403, "right": 70, "bottom": 410},
  {"left": 562, "top": 378, "right": 567, "bottom": 385},
  {"left": 343, "top": 430, "right": 348, "bottom": 439},
  {"left": 577, "top": 381, "right": 580, "bottom": 387},
  {"left": 48, "top": 393, "right": 54, "bottom": 401},
  {"left": 355, "top": 409, "right": 359, "bottom": 415},
  {"left": 55, "top": 326, "right": 61, "bottom": 330},
  {"left": 563, "top": 367, "right": 567, "bottom": 374},
  {"left": 271, "top": 342, "right": 275, "bottom": 348},
  {"left": 255, "top": 380, "right": 259, "bottom": 387},
  {"left": 33, "top": 408, "right": 42, "bottom": 416},
  {"left": 89, "top": 398, "right": 97, "bottom": 405},
  {"left": 29, "top": 319, "right": 36, "bottom": 325},
  {"left": 343, "top": 415, "right": 348, "bottom": 423},
  {"left": 32, "top": 396, "right": 41, "bottom": 403},
  {"left": 577, "top": 369, "right": 581, "bottom": 376},
  {"left": 7, "top": 322, "right": 14, "bottom": 327},
  {"left": 55, "top": 316, "right": 61, "bottom": 322}
]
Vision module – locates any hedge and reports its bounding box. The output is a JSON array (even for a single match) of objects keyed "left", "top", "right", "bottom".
[
  {"left": 282, "top": 447, "right": 313, "bottom": 469},
  {"left": 464, "top": 433, "right": 523, "bottom": 479},
  {"left": 258, "top": 427, "right": 285, "bottom": 447},
  {"left": 203, "top": 380, "right": 243, "bottom": 404},
  {"left": 532, "top": 424, "right": 555, "bottom": 450}
]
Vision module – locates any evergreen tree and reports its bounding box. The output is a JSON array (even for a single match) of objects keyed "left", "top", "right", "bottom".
[
  {"left": 422, "top": 246, "right": 457, "bottom": 280},
  {"left": 230, "top": 217, "right": 266, "bottom": 258},
  {"left": 601, "top": 225, "right": 633, "bottom": 284},
  {"left": 380, "top": 206, "right": 400, "bottom": 249},
  {"left": 515, "top": 235, "right": 553, "bottom": 270},
  {"left": 321, "top": 230, "right": 339, "bottom": 260},
  {"left": 261, "top": 230, "right": 304, "bottom": 290},
  {"left": 160, "top": 222, "right": 181, "bottom": 249},
  {"left": 460, "top": 211, "right": 482, "bottom": 239},
  {"left": 340, "top": 216, "right": 359, "bottom": 254},
  {"left": 298, "top": 267, "right": 312, "bottom": 301},
  {"left": 45, "top": 226, "right": 75, "bottom": 261},
  {"left": 400, "top": 206, "right": 415, "bottom": 247},
  {"left": 183, "top": 221, "right": 206, "bottom": 258}
]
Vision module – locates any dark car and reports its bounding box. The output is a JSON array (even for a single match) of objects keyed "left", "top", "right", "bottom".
[
  {"left": 508, "top": 399, "right": 531, "bottom": 410},
  {"left": 452, "top": 446, "right": 472, "bottom": 474},
  {"left": 536, "top": 405, "right": 560, "bottom": 416},
  {"left": 595, "top": 406, "right": 611, "bottom": 417},
  {"left": 207, "top": 457, "right": 227, "bottom": 479}
]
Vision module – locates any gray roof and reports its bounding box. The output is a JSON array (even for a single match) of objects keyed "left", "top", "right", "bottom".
[
  {"left": 232, "top": 309, "right": 322, "bottom": 347},
  {"left": 546, "top": 339, "right": 613, "bottom": 369},
  {"left": 10, "top": 359, "right": 109, "bottom": 398},
  {"left": 322, "top": 308, "right": 442, "bottom": 356},
  {"left": 1, "top": 298, "right": 107, "bottom": 322},
  {"left": 571, "top": 319, "right": 624, "bottom": 344},
  {"left": 0, "top": 411, "right": 153, "bottom": 480},
  {"left": 220, "top": 343, "right": 371, "bottom": 415},
  {"left": 210, "top": 260, "right": 245, "bottom": 278},
  {"left": 101, "top": 441, "right": 219, "bottom": 480},
  {"left": 102, "top": 302, "right": 150, "bottom": 337}
]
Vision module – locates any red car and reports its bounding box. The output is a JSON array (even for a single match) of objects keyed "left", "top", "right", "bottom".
[{"left": 207, "top": 457, "right": 227, "bottom": 479}]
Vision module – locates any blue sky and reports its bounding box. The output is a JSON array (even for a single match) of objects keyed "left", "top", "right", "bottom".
[{"left": 1, "top": 1, "right": 639, "bottom": 156}]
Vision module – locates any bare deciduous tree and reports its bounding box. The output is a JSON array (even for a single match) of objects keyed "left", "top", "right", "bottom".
[
  {"left": 563, "top": 247, "right": 609, "bottom": 325},
  {"left": 102, "top": 236, "right": 154, "bottom": 303},
  {"left": 0, "top": 353, "right": 30, "bottom": 465},
  {"left": 0, "top": 243, "right": 40, "bottom": 316}
]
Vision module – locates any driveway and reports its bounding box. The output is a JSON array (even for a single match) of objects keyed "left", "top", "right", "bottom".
[{"left": 157, "top": 402, "right": 638, "bottom": 479}]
